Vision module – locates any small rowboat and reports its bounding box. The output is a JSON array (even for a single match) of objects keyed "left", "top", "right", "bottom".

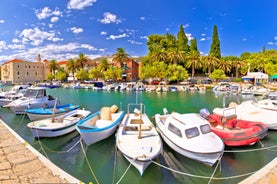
[
  {"left": 76, "top": 105, "right": 124, "bottom": 145},
  {"left": 116, "top": 103, "right": 162, "bottom": 176},
  {"left": 27, "top": 109, "right": 91, "bottom": 138},
  {"left": 26, "top": 103, "right": 80, "bottom": 121}
]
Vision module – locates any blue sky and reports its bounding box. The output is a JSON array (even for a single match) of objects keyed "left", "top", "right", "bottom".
[{"left": 0, "top": 0, "right": 276, "bottom": 65}]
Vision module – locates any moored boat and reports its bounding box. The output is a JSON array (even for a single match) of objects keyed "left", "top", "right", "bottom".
[
  {"left": 155, "top": 108, "right": 224, "bottom": 166},
  {"left": 5, "top": 87, "right": 58, "bottom": 114},
  {"left": 76, "top": 105, "right": 124, "bottom": 145},
  {"left": 26, "top": 103, "right": 80, "bottom": 121},
  {"left": 116, "top": 103, "right": 162, "bottom": 176},
  {"left": 200, "top": 108, "right": 268, "bottom": 146},
  {"left": 27, "top": 109, "right": 91, "bottom": 138}
]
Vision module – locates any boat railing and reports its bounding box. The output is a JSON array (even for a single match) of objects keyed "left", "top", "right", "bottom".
[
  {"left": 222, "top": 107, "right": 237, "bottom": 121},
  {"left": 127, "top": 103, "right": 146, "bottom": 115}
]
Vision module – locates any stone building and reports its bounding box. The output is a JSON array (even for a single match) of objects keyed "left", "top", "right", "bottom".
[{"left": 1, "top": 55, "right": 45, "bottom": 84}]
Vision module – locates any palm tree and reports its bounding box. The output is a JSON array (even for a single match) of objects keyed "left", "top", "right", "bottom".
[
  {"left": 186, "top": 50, "right": 201, "bottom": 78},
  {"left": 166, "top": 48, "right": 184, "bottom": 65},
  {"left": 218, "top": 57, "right": 232, "bottom": 74},
  {"left": 49, "top": 59, "right": 59, "bottom": 79},
  {"left": 67, "top": 58, "right": 77, "bottom": 81},
  {"left": 75, "top": 53, "right": 89, "bottom": 70},
  {"left": 112, "top": 48, "right": 129, "bottom": 67},
  {"left": 149, "top": 49, "right": 167, "bottom": 62},
  {"left": 201, "top": 55, "right": 219, "bottom": 75}
]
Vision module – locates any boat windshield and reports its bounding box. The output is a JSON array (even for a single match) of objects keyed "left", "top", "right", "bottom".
[
  {"left": 185, "top": 127, "right": 199, "bottom": 139},
  {"left": 168, "top": 123, "right": 182, "bottom": 138},
  {"left": 200, "top": 124, "right": 211, "bottom": 134},
  {"left": 24, "top": 89, "right": 46, "bottom": 98}
]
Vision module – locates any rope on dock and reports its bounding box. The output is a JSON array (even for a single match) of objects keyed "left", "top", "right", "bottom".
[{"left": 80, "top": 140, "right": 100, "bottom": 184}]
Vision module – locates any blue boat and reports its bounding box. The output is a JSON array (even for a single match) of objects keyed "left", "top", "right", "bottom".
[
  {"left": 76, "top": 105, "right": 124, "bottom": 145},
  {"left": 26, "top": 103, "right": 80, "bottom": 121}
]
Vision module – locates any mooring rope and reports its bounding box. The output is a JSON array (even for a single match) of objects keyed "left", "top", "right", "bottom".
[
  {"left": 39, "top": 137, "right": 82, "bottom": 154},
  {"left": 151, "top": 159, "right": 256, "bottom": 180},
  {"left": 223, "top": 144, "right": 277, "bottom": 153},
  {"left": 80, "top": 140, "right": 100, "bottom": 184},
  {"left": 208, "top": 153, "right": 223, "bottom": 184},
  {"left": 112, "top": 144, "right": 118, "bottom": 184},
  {"left": 116, "top": 161, "right": 133, "bottom": 184}
]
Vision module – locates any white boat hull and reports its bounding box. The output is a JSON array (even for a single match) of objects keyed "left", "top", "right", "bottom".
[
  {"left": 116, "top": 106, "right": 162, "bottom": 176},
  {"left": 27, "top": 109, "right": 91, "bottom": 138},
  {"left": 77, "top": 111, "right": 124, "bottom": 145}
]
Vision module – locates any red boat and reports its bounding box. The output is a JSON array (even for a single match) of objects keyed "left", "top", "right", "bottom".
[{"left": 200, "top": 108, "right": 268, "bottom": 146}]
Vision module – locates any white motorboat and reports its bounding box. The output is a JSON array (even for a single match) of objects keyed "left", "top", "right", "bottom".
[
  {"left": 27, "top": 109, "right": 91, "bottom": 138},
  {"left": 116, "top": 103, "right": 162, "bottom": 176},
  {"left": 252, "top": 85, "right": 269, "bottom": 96},
  {"left": 0, "top": 85, "right": 29, "bottom": 106},
  {"left": 213, "top": 100, "right": 277, "bottom": 130},
  {"left": 5, "top": 87, "right": 58, "bottom": 114},
  {"left": 76, "top": 105, "right": 124, "bottom": 145},
  {"left": 256, "top": 92, "right": 277, "bottom": 111},
  {"left": 155, "top": 108, "right": 224, "bottom": 166}
]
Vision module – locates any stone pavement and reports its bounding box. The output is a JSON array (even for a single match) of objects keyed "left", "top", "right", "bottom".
[{"left": 0, "top": 119, "right": 81, "bottom": 184}]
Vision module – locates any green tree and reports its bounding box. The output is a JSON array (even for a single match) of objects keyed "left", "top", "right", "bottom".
[
  {"left": 209, "top": 69, "right": 226, "bottom": 82},
  {"left": 209, "top": 25, "right": 221, "bottom": 59},
  {"left": 98, "top": 58, "right": 110, "bottom": 71},
  {"left": 67, "top": 58, "right": 77, "bottom": 80},
  {"left": 112, "top": 48, "right": 129, "bottom": 67},
  {"left": 167, "top": 64, "right": 188, "bottom": 82},
  {"left": 89, "top": 67, "right": 104, "bottom": 81},
  {"left": 75, "top": 53, "right": 89, "bottom": 70},
  {"left": 56, "top": 70, "right": 67, "bottom": 81},
  {"left": 201, "top": 55, "right": 219, "bottom": 75},
  {"left": 177, "top": 24, "right": 189, "bottom": 54},
  {"left": 104, "top": 67, "right": 122, "bottom": 81},
  {"left": 49, "top": 60, "right": 59, "bottom": 79},
  {"left": 264, "top": 63, "right": 277, "bottom": 76},
  {"left": 76, "top": 69, "right": 89, "bottom": 81},
  {"left": 46, "top": 73, "right": 55, "bottom": 80}
]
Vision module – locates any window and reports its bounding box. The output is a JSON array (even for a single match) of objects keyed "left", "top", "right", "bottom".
[
  {"left": 18, "top": 65, "right": 19, "bottom": 68},
  {"left": 185, "top": 127, "right": 199, "bottom": 139},
  {"left": 200, "top": 124, "right": 211, "bottom": 134},
  {"left": 17, "top": 71, "right": 20, "bottom": 75},
  {"left": 168, "top": 123, "right": 182, "bottom": 138}
]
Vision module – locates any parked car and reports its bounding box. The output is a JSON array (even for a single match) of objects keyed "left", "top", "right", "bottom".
[{"left": 151, "top": 80, "right": 160, "bottom": 85}]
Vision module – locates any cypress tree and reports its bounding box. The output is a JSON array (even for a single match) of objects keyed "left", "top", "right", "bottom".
[
  {"left": 190, "top": 38, "right": 198, "bottom": 52},
  {"left": 177, "top": 24, "right": 189, "bottom": 54},
  {"left": 209, "top": 25, "right": 221, "bottom": 58}
]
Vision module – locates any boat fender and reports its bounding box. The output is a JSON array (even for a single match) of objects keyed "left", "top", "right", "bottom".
[
  {"left": 134, "top": 108, "right": 140, "bottom": 115},
  {"left": 163, "top": 108, "right": 168, "bottom": 115},
  {"left": 199, "top": 108, "right": 210, "bottom": 119}
]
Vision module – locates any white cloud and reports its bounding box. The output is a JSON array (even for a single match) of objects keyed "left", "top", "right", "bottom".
[
  {"left": 274, "top": 36, "right": 277, "bottom": 40},
  {"left": 0, "top": 41, "right": 7, "bottom": 50},
  {"left": 51, "top": 17, "right": 59, "bottom": 23},
  {"left": 128, "top": 40, "right": 143, "bottom": 45},
  {"left": 200, "top": 38, "right": 206, "bottom": 41},
  {"left": 35, "top": 7, "right": 62, "bottom": 20},
  {"left": 140, "top": 17, "right": 145, "bottom": 21},
  {"left": 186, "top": 33, "right": 193, "bottom": 41},
  {"left": 100, "top": 31, "right": 107, "bottom": 35},
  {"left": 12, "top": 38, "right": 20, "bottom": 43},
  {"left": 106, "top": 33, "right": 128, "bottom": 40},
  {"left": 70, "top": 27, "right": 83, "bottom": 34},
  {"left": 0, "top": 20, "right": 4, "bottom": 23},
  {"left": 67, "top": 0, "right": 96, "bottom": 10},
  {"left": 100, "top": 12, "right": 121, "bottom": 24},
  {"left": 19, "top": 27, "right": 61, "bottom": 46}
]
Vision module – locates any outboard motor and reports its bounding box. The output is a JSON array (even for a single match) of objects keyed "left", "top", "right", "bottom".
[
  {"left": 199, "top": 108, "right": 210, "bottom": 119},
  {"left": 163, "top": 108, "right": 168, "bottom": 115}
]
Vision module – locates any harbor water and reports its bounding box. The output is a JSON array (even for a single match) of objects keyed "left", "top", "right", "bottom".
[{"left": 1, "top": 88, "right": 277, "bottom": 184}]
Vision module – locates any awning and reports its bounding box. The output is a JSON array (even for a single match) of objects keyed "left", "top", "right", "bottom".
[{"left": 270, "top": 74, "right": 277, "bottom": 79}]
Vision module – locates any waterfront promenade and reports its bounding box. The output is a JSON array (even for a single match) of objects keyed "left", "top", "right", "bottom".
[{"left": 0, "top": 119, "right": 81, "bottom": 184}]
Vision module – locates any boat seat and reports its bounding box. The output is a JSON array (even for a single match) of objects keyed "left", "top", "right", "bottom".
[{"left": 95, "top": 119, "right": 112, "bottom": 128}]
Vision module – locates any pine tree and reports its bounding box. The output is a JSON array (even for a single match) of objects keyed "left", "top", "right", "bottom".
[
  {"left": 177, "top": 24, "right": 189, "bottom": 54},
  {"left": 190, "top": 38, "right": 198, "bottom": 52},
  {"left": 209, "top": 25, "right": 221, "bottom": 58}
]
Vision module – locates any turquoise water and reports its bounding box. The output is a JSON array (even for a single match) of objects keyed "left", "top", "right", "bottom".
[{"left": 1, "top": 88, "right": 277, "bottom": 184}]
